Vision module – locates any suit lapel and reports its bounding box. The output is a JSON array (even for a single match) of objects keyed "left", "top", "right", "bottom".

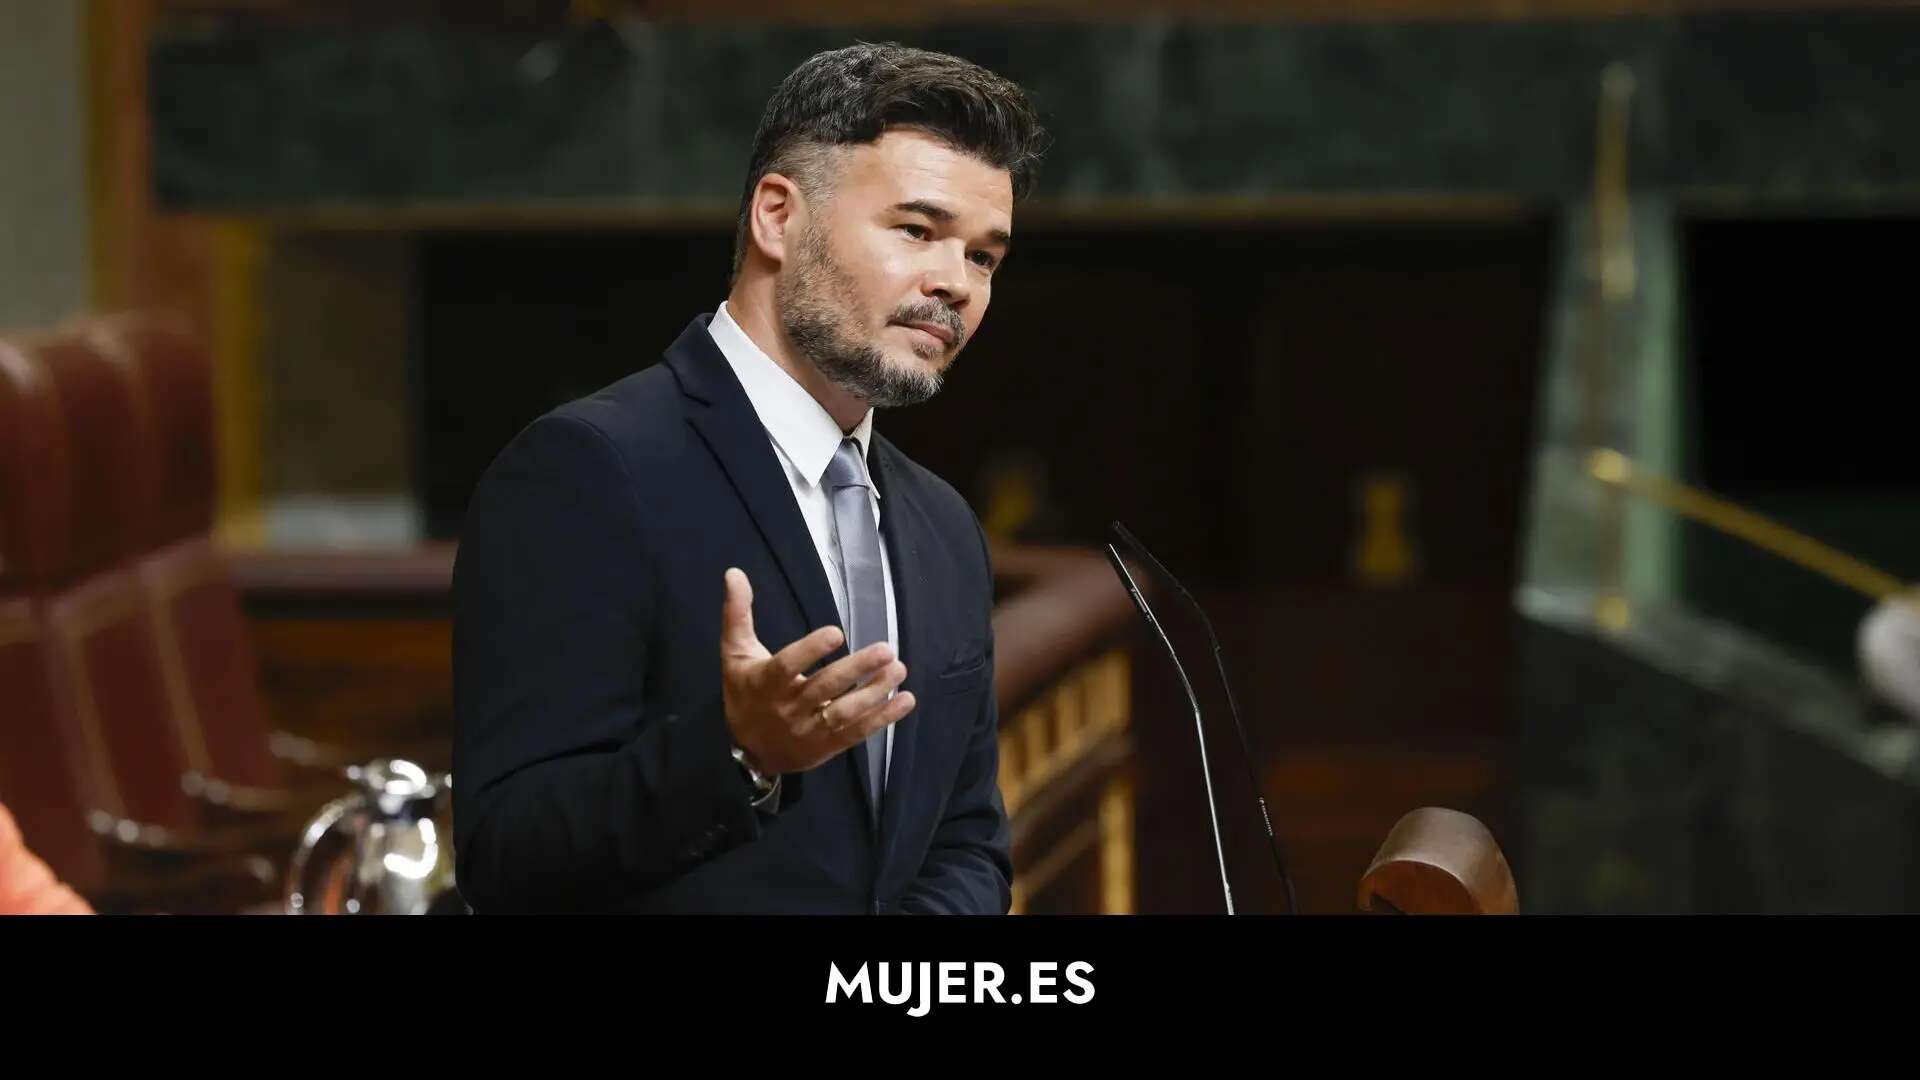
[
  {"left": 869, "top": 436, "right": 928, "bottom": 860},
  {"left": 667, "top": 316, "right": 846, "bottom": 654},
  {"left": 666, "top": 316, "right": 875, "bottom": 814}
]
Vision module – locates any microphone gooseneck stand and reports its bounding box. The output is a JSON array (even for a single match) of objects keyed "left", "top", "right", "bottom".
[{"left": 1104, "top": 521, "right": 1300, "bottom": 915}]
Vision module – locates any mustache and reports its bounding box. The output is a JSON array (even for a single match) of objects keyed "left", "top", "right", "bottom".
[{"left": 890, "top": 301, "right": 965, "bottom": 349}]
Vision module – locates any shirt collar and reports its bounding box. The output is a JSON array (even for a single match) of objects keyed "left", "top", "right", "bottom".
[{"left": 708, "top": 301, "right": 875, "bottom": 490}]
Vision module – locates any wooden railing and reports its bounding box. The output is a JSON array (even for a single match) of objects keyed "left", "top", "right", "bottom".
[
  {"left": 999, "top": 650, "right": 1134, "bottom": 914},
  {"left": 986, "top": 541, "right": 1143, "bottom": 914}
]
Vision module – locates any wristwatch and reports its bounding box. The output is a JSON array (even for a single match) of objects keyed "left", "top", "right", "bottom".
[{"left": 731, "top": 743, "right": 780, "bottom": 809}]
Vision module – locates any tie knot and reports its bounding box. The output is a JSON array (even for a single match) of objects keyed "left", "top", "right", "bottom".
[{"left": 825, "top": 437, "right": 869, "bottom": 492}]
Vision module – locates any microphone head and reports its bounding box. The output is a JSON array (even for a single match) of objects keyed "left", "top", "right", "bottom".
[{"left": 1101, "top": 543, "right": 1147, "bottom": 606}]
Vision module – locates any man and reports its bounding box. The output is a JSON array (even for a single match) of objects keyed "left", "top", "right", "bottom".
[{"left": 451, "top": 43, "right": 1046, "bottom": 913}]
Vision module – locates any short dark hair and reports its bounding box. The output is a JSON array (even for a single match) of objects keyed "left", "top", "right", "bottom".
[{"left": 731, "top": 42, "right": 1047, "bottom": 277}]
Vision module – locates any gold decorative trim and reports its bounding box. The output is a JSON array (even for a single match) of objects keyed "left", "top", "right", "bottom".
[
  {"left": 1023, "top": 692, "right": 1050, "bottom": 788},
  {"left": 1000, "top": 648, "right": 1135, "bottom": 808},
  {"left": 83, "top": 0, "right": 118, "bottom": 308},
  {"left": 210, "top": 222, "right": 265, "bottom": 543},
  {"left": 997, "top": 730, "right": 1022, "bottom": 814},
  {"left": 1000, "top": 646, "right": 1137, "bottom": 913},
  {"left": 1052, "top": 676, "right": 1083, "bottom": 759},
  {"left": 1100, "top": 773, "right": 1136, "bottom": 915},
  {"left": 1588, "top": 449, "right": 1914, "bottom": 605},
  {"left": 1586, "top": 63, "right": 1637, "bottom": 626}
]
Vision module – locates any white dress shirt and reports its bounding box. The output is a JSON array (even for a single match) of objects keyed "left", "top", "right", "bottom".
[{"left": 707, "top": 301, "right": 897, "bottom": 782}]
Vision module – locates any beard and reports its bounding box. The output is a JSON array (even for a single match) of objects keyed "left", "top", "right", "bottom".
[{"left": 775, "top": 220, "right": 964, "bottom": 409}]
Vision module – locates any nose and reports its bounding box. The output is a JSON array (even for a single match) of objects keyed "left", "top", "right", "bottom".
[{"left": 920, "top": 242, "right": 972, "bottom": 310}]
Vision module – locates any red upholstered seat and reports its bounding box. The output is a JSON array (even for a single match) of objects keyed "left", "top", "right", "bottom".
[
  {"left": 0, "top": 339, "right": 107, "bottom": 893},
  {"left": 0, "top": 327, "right": 278, "bottom": 912}
]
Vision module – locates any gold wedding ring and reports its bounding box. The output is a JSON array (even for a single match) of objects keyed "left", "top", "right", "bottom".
[{"left": 818, "top": 697, "right": 838, "bottom": 732}]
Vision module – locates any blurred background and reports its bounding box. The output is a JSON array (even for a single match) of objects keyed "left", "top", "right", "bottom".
[{"left": 2, "top": 0, "right": 1918, "bottom": 914}]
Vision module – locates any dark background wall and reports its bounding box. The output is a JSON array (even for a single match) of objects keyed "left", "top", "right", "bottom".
[
  {"left": 126, "top": 3, "right": 1920, "bottom": 911},
  {"left": 151, "top": 12, "right": 1920, "bottom": 208}
]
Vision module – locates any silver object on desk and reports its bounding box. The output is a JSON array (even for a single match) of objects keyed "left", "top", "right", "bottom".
[{"left": 286, "top": 758, "right": 466, "bottom": 914}]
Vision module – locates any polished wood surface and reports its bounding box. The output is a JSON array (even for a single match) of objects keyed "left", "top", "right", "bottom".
[
  {"left": 1358, "top": 806, "right": 1517, "bottom": 914},
  {"left": 248, "top": 617, "right": 453, "bottom": 745},
  {"left": 228, "top": 544, "right": 456, "bottom": 606},
  {"left": 1266, "top": 744, "right": 1505, "bottom": 915}
]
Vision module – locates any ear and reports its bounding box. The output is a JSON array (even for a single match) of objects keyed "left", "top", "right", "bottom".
[{"left": 747, "top": 173, "right": 804, "bottom": 267}]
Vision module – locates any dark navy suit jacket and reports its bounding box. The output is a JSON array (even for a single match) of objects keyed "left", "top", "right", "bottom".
[{"left": 450, "top": 314, "right": 1011, "bottom": 913}]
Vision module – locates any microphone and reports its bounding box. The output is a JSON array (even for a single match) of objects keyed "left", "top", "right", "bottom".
[
  {"left": 1103, "top": 521, "right": 1300, "bottom": 915},
  {"left": 1102, "top": 540, "right": 1234, "bottom": 913}
]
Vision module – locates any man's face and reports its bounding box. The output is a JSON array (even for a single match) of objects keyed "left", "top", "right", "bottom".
[{"left": 775, "top": 129, "right": 1014, "bottom": 408}]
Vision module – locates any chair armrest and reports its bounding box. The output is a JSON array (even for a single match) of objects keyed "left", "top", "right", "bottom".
[
  {"left": 183, "top": 771, "right": 297, "bottom": 814},
  {"left": 90, "top": 808, "right": 300, "bottom": 863}
]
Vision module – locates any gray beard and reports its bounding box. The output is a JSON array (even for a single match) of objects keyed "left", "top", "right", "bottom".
[{"left": 775, "top": 224, "right": 955, "bottom": 409}]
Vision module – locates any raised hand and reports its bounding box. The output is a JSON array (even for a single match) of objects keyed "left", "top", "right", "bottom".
[{"left": 719, "top": 567, "right": 915, "bottom": 775}]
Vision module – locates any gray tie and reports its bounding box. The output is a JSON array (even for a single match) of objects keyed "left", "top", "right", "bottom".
[{"left": 824, "top": 437, "right": 889, "bottom": 811}]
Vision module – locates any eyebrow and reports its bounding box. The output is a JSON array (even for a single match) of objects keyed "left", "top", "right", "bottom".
[{"left": 891, "top": 200, "right": 1013, "bottom": 252}]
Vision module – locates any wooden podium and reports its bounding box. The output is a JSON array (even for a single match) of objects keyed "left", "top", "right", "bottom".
[{"left": 1359, "top": 807, "right": 1518, "bottom": 915}]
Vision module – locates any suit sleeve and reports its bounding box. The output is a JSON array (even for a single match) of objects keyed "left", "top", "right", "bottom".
[
  {"left": 897, "top": 516, "right": 1014, "bottom": 915},
  {"left": 451, "top": 414, "right": 761, "bottom": 912}
]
